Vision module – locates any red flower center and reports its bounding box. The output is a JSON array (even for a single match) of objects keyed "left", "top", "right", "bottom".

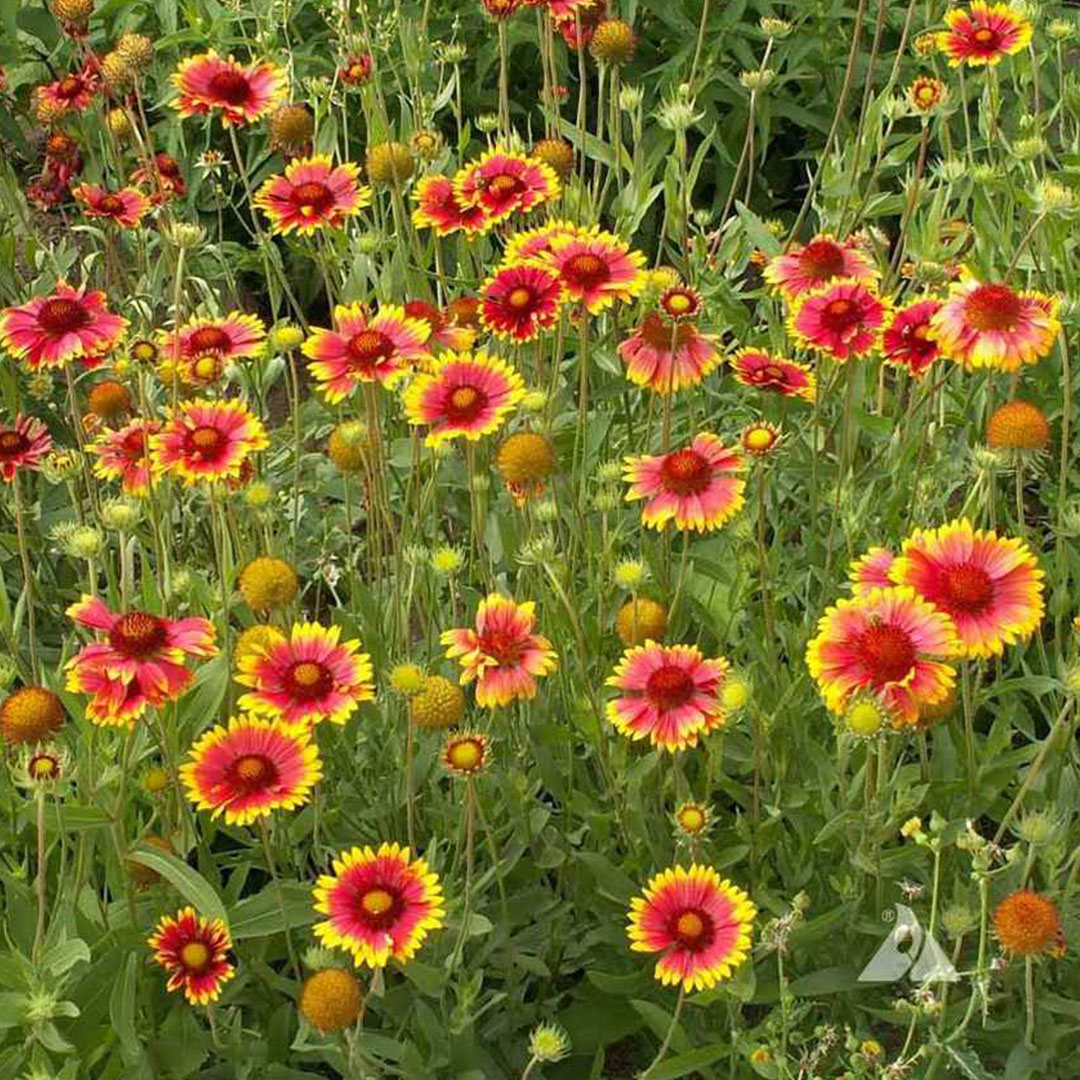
[
  {"left": 208, "top": 69, "right": 252, "bottom": 106},
  {"left": 98, "top": 194, "right": 125, "bottom": 215},
  {"left": 671, "top": 907, "right": 714, "bottom": 951},
  {"left": 507, "top": 287, "right": 535, "bottom": 310},
  {"left": 232, "top": 753, "right": 277, "bottom": 790},
  {"left": 446, "top": 384, "right": 489, "bottom": 424},
  {"left": 38, "top": 297, "right": 90, "bottom": 334},
  {"left": 660, "top": 449, "right": 712, "bottom": 495},
  {"left": 640, "top": 312, "right": 693, "bottom": 351},
  {"left": 562, "top": 253, "right": 609, "bottom": 290},
  {"left": 943, "top": 564, "right": 994, "bottom": 613},
  {"left": 0, "top": 431, "right": 29, "bottom": 457},
  {"left": 286, "top": 660, "right": 334, "bottom": 700},
  {"left": 357, "top": 885, "right": 400, "bottom": 929},
  {"left": 973, "top": 27, "right": 998, "bottom": 46},
  {"left": 858, "top": 622, "right": 916, "bottom": 684},
  {"left": 646, "top": 663, "right": 697, "bottom": 711},
  {"left": 292, "top": 181, "right": 333, "bottom": 213},
  {"left": 964, "top": 284, "right": 1022, "bottom": 332},
  {"left": 58, "top": 76, "right": 82, "bottom": 99},
  {"left": 487, "top": 174, "right": 523, "bottom": 199},
  {"left": 759, "top": 363, "right": 786, "bottom": 382},
  {"left": 821, "top": 297, "right": 860, "bottom": 332},
  {"left": 799, "top": 239, "right": 847, "bottom": 281},
  {"left": 188, "top": 326, "right": 232, "bottom": 355},
  {"left": 110, "top": 611, "right": 168, "bottom": 658},
  {"left": 479, "top": 629, "right": 523, "bottom": 665},
  {"left": 347, "top": 330, "right": 392, "bottom": 370},
  {"left": 180, "top": 941, "right": 212, "bottom": 972},
  {"left": 186, "top": 425, "right": 227, "bottom": 459}
]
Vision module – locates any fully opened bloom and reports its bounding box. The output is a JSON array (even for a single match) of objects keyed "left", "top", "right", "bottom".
[
  {"left": 148, "top": 908, "right": 235, "bottom": 1005},
  {"left": 172, "top": 51, "right": 287, "bottom": 126},
  {"left": 806, "top": 586, "right": 958, "bottom": 727},
  {"left": 764, "top": 235, "right": 878, "bottom": 300},
  {"left": 0, "top": 282, "right": 128, "bottom": 370},
  {"left": 883, "top": 299, "right": 942, "bottom": 377},
  {"left": 411, "top": 175, "right": 488, "bottom": 236},
  {"left": 624, "top": 433, "right": 745, "bottom": 533},
  {"left": 403, "top": 352, "right": 525, "bottom": 446},
  {"left": 72, "top": 183, "right": 151, "bottom": 229},
  {"left": 65, "top": 596, "right": 217, "bottom": 726},
  {"left": 454, "top": 150, "right": 560, "bottom": 226},
  {"left": 160, "top": 312, "right": 266, "bottom": 372},
  {"left": 607, "top": 642, "right": 729, "bottom": 752},
  {"left": 929, "top": 279, "right": 1060, "bottom": 372},
  {"left": 628, "top": 866, "right": 755, "bottom": 992},
  {"left": 788, "top": 279, "right": 888, "bottom": 361},
  {"left": 481, "top": 263, "right": 565, "bottom": 342},
  {"left": 37, "top": 67, "right": 99, "bottom": 114},
  {"left": 254, "top": 155, "right": 371, "bottom": 235},
  {"left": 313, "top": 844, "right": 445, "bottom": 968},
  {"left": 237, "top": 622, "right": 374, "bottom": 728},
  {"left": 153, "top": 400, "right": 268, "bottom": 485},
  {"left": 541, "top": 230, "right": 647, "bottom": 314},
  {"left": 442, "top": 594, "right": 557, "bottom": 708},
  {"left": 729, "top": 349, "right": 816, "bottom": 402},
  {"left": 89, "top": 419, "right": 160, "bottom": 495},
  {"left": 890, "top": 519, "right": 1044, "bottom": 658},
  {"left": 618, "top": 313, "right": 721, "bottom": 394},
  {"left": 939, "top": 2, "right": 1032, "bottom": 66},
  {"left": 0, "top": 416, "right": 52, "bottom": 481},
  {"left": 181, "top": 715, "right": 322, "bottom": 825},
  {"left": 303, "top": 304, "right": 431, "bottom": 403}
]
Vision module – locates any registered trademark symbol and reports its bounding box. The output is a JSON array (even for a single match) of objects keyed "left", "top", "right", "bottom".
[{"left": 882, "top": 908, "right": 895, "bottom": 922}]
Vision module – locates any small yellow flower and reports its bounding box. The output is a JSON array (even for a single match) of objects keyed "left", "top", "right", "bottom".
[
  {"left": 900, "top": 817, "right": 923, "bottom": 839},
  {"left": 299, "top": 968, "right": 364, "bottom": 1032},
  {"left": 239, "top": 557, "right": 299, "bottom": 612},
  {"left": 389, "top": 663, "right": 426, "bottom": 696},
  {"left": 410, "top": 675, "right": 466, "bottom": 730}
]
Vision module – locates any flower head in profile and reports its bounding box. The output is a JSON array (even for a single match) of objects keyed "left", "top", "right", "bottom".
[
  {"left": 303, "top": 303, "right": 431, "bottom": 403},
  {"left": 883, "top": 299, "right": 942, "bottom": 377},
  {"left": 503, "top": 219, "right": 581, "bottom": 263},
  {"left": 764, "top": 235, "right": 878, "bottom": 300},
  {"left": 72, "top": 184, "right": 151, "bottom": 229},
  {"left": 88, "top": 419, "right": 160, "bottom": 496},
  {"left": 618, "top": 313, "right": 721, "bottom": 395},
  {"left": 929, "top": 278, "right": 1060, "bottom": 372},
  {"left": 939, "top": 2, "right": 1032, "bottom": 67},
  {"left": 148, "top": 907, "right": 235, "bottom": 1004},
  {"left": 729, "top": 349, "right": 816, "bottom": 402},
  {"left": 411, "top": 175, "right": 489, "bottom": 236},
  {"left": 181, "top": 715, "right": 322, "bottom": 825},
  {"left": 481, "top": 263, "right": 565, "bottom": 342},
  {"left": 624, "top": 433, "right": 745, "bottom": 533},
  {"left": 890, "top": 519, "right": 1044, "bottom": 658},
  {"left": 172, "top": 51, "right": 287, "bottom": 126},
  {"left": 237, "top": 622, "right": 374, "bottom": 728},
  {"left": 442, "top": 594, "right": 557, "bottom": 708},
  {"left": 402, "top": 352, "right": 525, "bottom": 446},
  {"left": 788, "top": 279, "right": 889, "bottom": 361},
  {"left": 848, "top": 547, "right": 897, "bottom": 595},
  {"left": 403, "top": 301, "right": 476, "bottom": 352},
  {"left": 254, "top": 155, "right": 371, "bottom": 235},
  {"left": 628, "top": 866, "right": 755, "bottom": 991},
  {"left": 152, "top": 399, "right": 268, "bottom": 485},
  {"left": 0, "top": 282, "right": 128, "bottom": 370},
  {"left": 0, "top": 416, "right": 52, "bottom": 481},
  {"left": 993, "top": 889, "right": 1065, "bottom": 957},
  {"left": 806, "top": 586, "right": 958, "bottom": 728},
  {"left": 454, "top": 149, "right": 560, "bottom": 226},
  {"left": 540, "top": 229, "right": 647, "bottom": 315},
  {"left": 607, "top": 642, "right": 729, "bottom": 752},
  {"left": 313, "top": 843, "right": 445, "bottom": 968}
]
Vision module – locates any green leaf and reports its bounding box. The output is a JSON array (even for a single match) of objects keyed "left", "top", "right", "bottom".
[
  {"left": 230, "top": 882, "right": 316, "bottom": 940},
  {"left": 127, "top": 845, "right": 227, "bottom": 928},
  {"left": 109, "top": 953, "right": 139, "bottom": 1062},
  {"left": 645, "top": 1044, "right": 729, "bottom": 1080}
]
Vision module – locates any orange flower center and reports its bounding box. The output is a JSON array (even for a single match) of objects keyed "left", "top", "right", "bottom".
[
  {"left": 479, "top": 629, "right": 522, "bottom": 665},
  {"left": 646, "top": 664, "right": 697, "bottom": 711},
  {"left": 0, "top": 431, "right": 28, "bottom": 455},
  {"left": 99, "top": 194, "right": 125, "bottom": 215},
  {"left": 943, "top": 564, "right": 994, "bottom": 612},
  {"left": 672, "top": 907, "right": 713, "bottom": 950},
  {"left": 799, "top": 239, "right": 847, "bottom": 281},
  {"left": 563, "top": 253, "right": 609, "bottom": 289},
  {"left": 964, "top": 283, "right": 1022, "bottom": 331},
  {"left": 235, "top": 755, "right": 268, "bottom": 783},
  {"left": 188, "top": 425, "right": 226, "bottom": 457},
  {"left": 286, "top": 660, "right": 333, "bottom": 699},
  {"left": 507, "top": 287, "right": 534, "bottom": 310},
  {"left": 292, "top": 180, "right": 332, "bottom": 213},
  {"left": 446, "top": 383, "right": 489, "bottom": 424},
  {"left": 189, "top": 326, "right": 232, "bottom": 354},
  {"left": 38, "top": 297, "right": 90, "bottom": 334},
  {"left": 822, "top": 298, "right": 858, "bottom": 330},
  {"left": 58, "top": 76, "right": 81, "bottom": 98},
  {"left": 858, "top": 623, "right": 915, "bottom": 684},
  {"left": 448, "top": 739, "right": 483, "bottom": 770},
  {"left": 293, "top": 662, "right": 323, "bottom": 686},
  {"left": 110, "top": 611, "right": 168, "bottom": 658},
  {"left": 208, "top": 68, "right": 252, "bottom": 106},
  {"left": 660, "top": 448, "right": 712, "bottom": 495},
  {"left": 974, "top": 27, "right": 997, "bottom": 44},
  {"left": 361, "top": 888, "right": 394, "bottom": 915},
  {"left": 48, "top": 133, "right": 76, "bottom": 156},
  {"left": 487, "top": 174, "right": 523, "bottom": 198},
  {"left": 347, "top": 329, "right": 392, "bottom": 368},
  {"left": 180, "top": 942, "right": 211, "bottom": 971},
  {"left": 760, "top": 363, "right": 786, "bottom": 382}
]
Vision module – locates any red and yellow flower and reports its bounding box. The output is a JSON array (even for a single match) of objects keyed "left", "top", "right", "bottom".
[
  {"left": 764, "top": 235, "right": 878, "bottom": 300},
  {"left": 172, "top": 51, "right": 287, "bottom": 126},
  {"left": 442, "top": 594, "right": 557, "bottom": 708},
  {"left": 806, "top": 586, "right": 958, "bottom": 727},
  {"left": 402, "top": 352, "right": 525, "bottom": 446},
  {"left": 729, "top": 349, "right": 816, "bottom": 402},
  {"left": 889, "top": 519, "right": 1044, "bottom": 658},
  {"left": 628, "top": 866, "right": 755, "bottom": 992},
  {"left": 788, "top": 279, "right": 889, "bottom": 361},
  {"left": 929, "top": 279, "right": 1060, "bottom": 372},
  {"left": 411, "top": 174, "right": 488, "bottom": 236},
  {"left": 160, "top": 312, "right": 267, "bottom": 369},
  {"left": 481, "top": 263, "right": 565, "bottom": 342},
  {"left": 181, "top": 715, "right": 322, "bottom": 825},
  {"left": 607, "top": 642, "right": 729, "bottom": 752},
  {"left": 152, "top": 399, "right": 268, "bottom": 485},
  {"left": 0, "top": 282, "right": 128, "bottom": 370},
  {"left": 441, "top": 733, "right": 491, "bottom": 777},
  {"left": 36, "top": 66, "right": 99, "bottom": 115},
  {"left": 939, "top": 2, "right": 1032, "bottom": 67},
  {"left": 303, "top": 304, "right": 432, "bottom": 403},
  {"left": 313, "top": 843, "right": 445, "bottom": 968},
  {"left": 849, "top": 547, "right": 897, "bottom": 595},
  {"left": 88, "top": 419, "right": 160, "bottom": 495},
  {"left": 65, "top": 596, "right": 217, "bottom": 726},
  {"left": 624, "top": 433, "right": 745, "bottom": 533},
  {"left": 454, "top": 150, "right": 560, "bottom": 226},
  {"left": 237, "top": 622, "right": 374, "bottom": 728},
  {"left": 882, "top": 299, "right": 942, "bottom": 377},
  {"left": 503, "top": 220, "right": 581, "bottom": 263},
  {"left": 254, "top": 155, "right": 371, "bottom": 235},
  {"left": 72, "top": 183, "right": 151, "bottom": 229},
  {"left": 0, "top": 416, "right": 52, "bottom": 481},
  {"left": 403, "top": 300, "right": 476, "bottom": 352},
  {"left": 148, "top": 908, "right": 235, "bottom": 1005},
  {"left": 618, "top": 313, "right": 721, "bottom": 394},
  {"left": 541, "top": 230, "right": 646, "bottom": 314}
]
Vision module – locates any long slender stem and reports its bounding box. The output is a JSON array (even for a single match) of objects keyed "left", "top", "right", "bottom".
[
  {"left": 641, "top": 986, "right": 685, "bottom": 1079},
  {"left": 259, "top": 817, "right": 302, "bottom": 985},
  {"left": 33, "top": 785, "right": 48, "bottom": 959},
  {"left": 12, "top": 476, "right": 39, "bottom": 679}
]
